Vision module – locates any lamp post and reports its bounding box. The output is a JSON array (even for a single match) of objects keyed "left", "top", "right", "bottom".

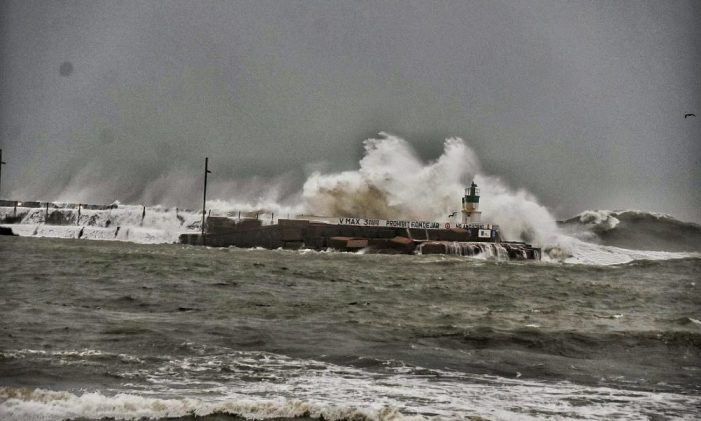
[
  {"left": 201, "top": 157, "right": 212, "bottom": 244},
  {"left": 0, "top": 149, "right": 6, "bottom": 199}
]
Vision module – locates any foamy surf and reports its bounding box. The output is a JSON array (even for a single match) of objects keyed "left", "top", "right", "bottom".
[
  {"left": 0, "top": 375, "right": 697, "bottom": 421},
  {"left": 1, "top": 349, "right": 699, "bottom": 421},
  {"left": 0, "top": 388, "right": 404, "bottom": 421},
  {"left": 543, "top": 235, "right": 699, "bottom": 265}
]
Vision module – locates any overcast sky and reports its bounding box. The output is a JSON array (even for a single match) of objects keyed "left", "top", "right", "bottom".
[{"left": 1, "top": 0, "right": 699, "bottom": 221}]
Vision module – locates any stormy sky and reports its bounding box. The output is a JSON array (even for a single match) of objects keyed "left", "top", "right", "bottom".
[{"left": 1, "top": 0, "right": 699, "bottom": 222}]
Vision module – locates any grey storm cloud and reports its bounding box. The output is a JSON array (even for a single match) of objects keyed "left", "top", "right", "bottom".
[{"left": 0, "top": 0, "right": 699, "bottom": 221}]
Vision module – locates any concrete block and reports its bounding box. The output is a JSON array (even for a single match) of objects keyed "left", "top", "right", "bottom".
[
  {"left": 418, "top": 242, "right": 447, "bottom": 254},
  {"left": 179, "top": 233, "right": 203, "bottom": 245},
  {"left": 281, "top": 227, "right": 303, "bottom": 241},
  {"left": 328, "top": 236, "right": 352, "bottom": 249},
  {"left": 346, "top": 238, "right": 369, "bottom": 248},
  {"left": 390, "top": 236, "right": 412, "bottom": 245}
]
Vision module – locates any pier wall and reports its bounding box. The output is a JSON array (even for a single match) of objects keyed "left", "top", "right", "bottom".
[{"left": 180, "top": 217, "right": 540, "bottom": 259}]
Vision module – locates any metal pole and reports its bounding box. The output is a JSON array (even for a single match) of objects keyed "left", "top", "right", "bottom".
[
  {"left": 0, "top": 149, "right": 6, "bottom": 198},
  {"left": 201, "top": 157, "right": 211, "bottom": 244}
]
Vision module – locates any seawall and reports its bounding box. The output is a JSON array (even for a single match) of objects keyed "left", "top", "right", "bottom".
[{"left": 180, "top": 217, "right": 540, "bottom": 259}]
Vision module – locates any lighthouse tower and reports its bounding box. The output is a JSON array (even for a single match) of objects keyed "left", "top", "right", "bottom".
[{"left": 461, "top": 181, "right": 482, "bottom": 224}]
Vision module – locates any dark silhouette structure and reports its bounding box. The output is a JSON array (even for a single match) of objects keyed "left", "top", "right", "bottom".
[
  {"left": 0, "top": 149, "right": 6, "bottom": 198},
  {"left": 201, "top": 157, "right": 212, "bottom": 242}
]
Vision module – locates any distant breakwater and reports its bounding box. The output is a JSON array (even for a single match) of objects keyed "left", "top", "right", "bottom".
[{"left": 0, "top": 200, "right": 204, "bottom": 243}]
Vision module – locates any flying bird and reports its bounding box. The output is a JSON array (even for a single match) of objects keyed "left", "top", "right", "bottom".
[
  {"left": 684, "top": 113, "right": 696, "bottom": 118},
  {"left": 448, "top": 211, "right": 458, "bottom": 218}
]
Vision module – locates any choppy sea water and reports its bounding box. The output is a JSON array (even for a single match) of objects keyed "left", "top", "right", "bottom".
[{"left": 1, "top": 236, "right": 700, "bottom": 420}]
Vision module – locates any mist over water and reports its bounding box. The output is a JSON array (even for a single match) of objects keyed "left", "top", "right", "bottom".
[
  {"left": 200, "top": 133, "right": 700, "bottom": 263},
  {"left": 114, "top": 132, "right": 560, "bottom": 246},
  {"left": 3, "top": 132, "right": 700, "bottom": 265}
]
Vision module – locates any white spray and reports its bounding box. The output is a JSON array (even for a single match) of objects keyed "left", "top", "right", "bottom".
[
  {"left": 2, "top": 133, "right": 696, "bottom": 264},
  {"left": 302, "top": 132, "right": 558, "bottom": 246}
]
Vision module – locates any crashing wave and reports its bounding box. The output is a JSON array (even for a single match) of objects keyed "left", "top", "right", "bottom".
[
  {"left": 302, "top": 133, "right": 558, "bottom": 246},
  {"left": 0, "top": 387, "right": 405, "bottom": 421},
  {"left": 2, "top": 134, "right": 699, "bottom": 264},
  {"left": 560, "top": 210, "right": 701, "bottom": 253}
]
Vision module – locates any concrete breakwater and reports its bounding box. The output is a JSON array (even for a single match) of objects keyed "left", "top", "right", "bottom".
[
  {"left": 180, "top": 217, "right": 541, "bottom": 259},
  {"left": 0, "top": 200, "right": 539, "bottom": 259},
  {"left": 0, "top": 200, "right": 200, "bottom": 243},
  {"left": 0, "top": 200, "right": 119, "bottom": 225}
]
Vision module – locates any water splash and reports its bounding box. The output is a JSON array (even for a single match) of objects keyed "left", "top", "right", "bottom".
[
  {"left": 2, "top": 133, "right": 698, "bottom": 264},
  {"left": 303, "top": 132, "right": 558, "bottom": 246}
]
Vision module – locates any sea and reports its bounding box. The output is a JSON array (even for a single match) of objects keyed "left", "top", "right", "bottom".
[{"left": 1, "top": 204, "right": 700, "bottom": 420}]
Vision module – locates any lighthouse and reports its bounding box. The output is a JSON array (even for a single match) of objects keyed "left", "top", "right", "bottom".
[{"left": 461, "top": 181, "right": 482, "bottom": 224}]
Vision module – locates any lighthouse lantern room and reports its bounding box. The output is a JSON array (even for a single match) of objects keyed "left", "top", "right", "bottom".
[{"left": 461, "top": 181, "right": 482, "bottom": 224}]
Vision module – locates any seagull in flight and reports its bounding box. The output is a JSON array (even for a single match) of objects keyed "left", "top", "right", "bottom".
[
  {"left": 448, "top": 211, "right": 458, "bottom": 218},
  {"left": 685, "top": 113, "right": 696, "bottom": 118}
]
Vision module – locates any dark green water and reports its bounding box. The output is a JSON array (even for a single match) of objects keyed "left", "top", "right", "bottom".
[{"left": 1, "top": 236, "right": 699, "bottom": 420}]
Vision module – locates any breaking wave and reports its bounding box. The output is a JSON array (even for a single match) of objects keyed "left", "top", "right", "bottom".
[
  {"left": 0, "top": 388, "right": 396, "bottom": 421},
  {"left": 299, "top": 134, "right": 698, "bottom": 264},
  {"left": 302, "top": 132, "right": 558, "bottom": 246},
  {"left": 2, "top": 133, "right": 698, "bottom": 265},
  {"left": 559, "top": 210, "right": 701, "bottom": 253},
  {"left": 2, "top": 384, "right": 698, "bottom": 421},
  {"left": 2, "top": 344, "right": 700, "bottom": 421}
]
